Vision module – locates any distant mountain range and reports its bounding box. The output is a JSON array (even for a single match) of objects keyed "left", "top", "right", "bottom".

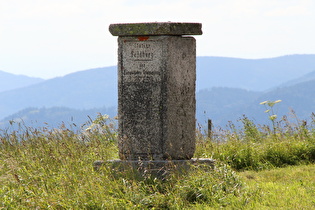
[
  {"left": 0, "top": 70, "right": 44, "bottom": 92},
  {"left": 0, "top": 106, "right": 117, "bottom": 131},
  {"left": 196, "top": 54, "right": 315, "bottom": 91},
  {"left": 2, "top": 54, "right": 315, "bottom": 129},
  {"left": 0, "top": 66, "right": 117, "bottom": 119}
]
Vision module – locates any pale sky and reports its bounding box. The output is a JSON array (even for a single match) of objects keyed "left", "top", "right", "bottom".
[{"left": 1, "top": 0, "right": 315, "bottom": 79}]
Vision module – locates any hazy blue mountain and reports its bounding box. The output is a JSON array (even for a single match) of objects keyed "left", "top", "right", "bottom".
[
  {"left": 198, "top": 79, "right": 315, "bottom": 128},
  {"left": 196, "top": 87, "right": 262, "bottom": 128},
  {"left": 2, "top": 55, "right": 315, "bottom": 129},
  {"left": 0, "top": 66, "right": 117, "bottom": 119},
  {"left": 196, "top": 54, "right": 315, "bottom": 91},
  {"left": 0, "top": 70, "right": 44, "bottom": 92},
  {"left": 275, "top": 70, "right": 315, "bottom": 89},
  {"left": 245, "top": 79, "right": 315, "bottom": 124},
  {"left": 2, "top": 79, "right": 315, "bottom": 130},
  {"left": 1, "top": 88, "right": 259, "bottom": 130},
  {"left": 0, "top": 106, "right": 117, "bottom": 131}
]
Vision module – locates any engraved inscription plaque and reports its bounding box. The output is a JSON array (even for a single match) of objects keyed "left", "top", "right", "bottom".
[
  {"left": 122, "top": 41, "right": 162, "bottom": 82},
  {"left": 119, "top": 38, "right": 164, "bottom": 159}
]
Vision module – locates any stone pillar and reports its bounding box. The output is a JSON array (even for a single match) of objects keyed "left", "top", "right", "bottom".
[{"left": 109, "top": 22, "right": 202, "bottom": 161}]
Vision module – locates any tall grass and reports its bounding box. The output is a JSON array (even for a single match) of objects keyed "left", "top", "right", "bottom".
[
  {"left": 0, "top": 120, "right": 246, "bottom": 209},
  {"left": 1, "top": 110, "right": 315, "bottom": 208},
  {"left": 196, "top": 112, "right": 315, "bottom": 171}
]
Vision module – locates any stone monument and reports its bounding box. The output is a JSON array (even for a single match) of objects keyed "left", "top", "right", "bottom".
[
  {"left": 94, "top": 22, "right": 214, "bottom": 175},
  {"left": 110, "top": 22, "right": 201, "bottom": 160}
]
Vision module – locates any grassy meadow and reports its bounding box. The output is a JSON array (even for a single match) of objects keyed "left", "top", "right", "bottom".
[{"left": 1, "top": 109, "right": 315, "bottom": 209}]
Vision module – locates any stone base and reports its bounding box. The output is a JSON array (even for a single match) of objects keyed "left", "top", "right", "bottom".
[{"left": 93, "top": 158, "right": 215, "bottom": 179}]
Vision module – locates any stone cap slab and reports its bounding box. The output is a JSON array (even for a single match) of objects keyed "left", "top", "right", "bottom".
[{"left": 109, "top": 22, "right": 202, "bottom": 36}]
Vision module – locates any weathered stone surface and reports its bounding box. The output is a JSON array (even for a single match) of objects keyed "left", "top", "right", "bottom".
[
  {"left": 109, "top": 22, "right": 202, "bottom": 36},
  {"left": 117, "top": 35, "right": 196, "bottom": 160}
]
